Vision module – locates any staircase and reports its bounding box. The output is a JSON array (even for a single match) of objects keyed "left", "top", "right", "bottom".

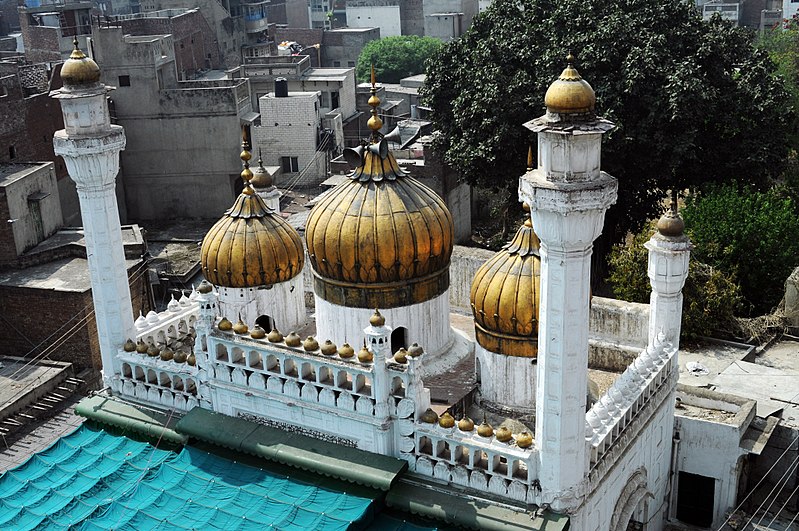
[{"left": 0, "top": 376, "right": 84, "bottom": 441}]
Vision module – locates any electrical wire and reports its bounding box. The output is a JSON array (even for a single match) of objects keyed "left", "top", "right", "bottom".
[{"left": 750, "top": 452, "right": 799, "bottom": 527}]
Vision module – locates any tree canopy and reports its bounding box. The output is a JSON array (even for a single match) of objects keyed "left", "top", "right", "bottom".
[
  {"left": 356, "top": 36, "right": 442, "bottom": 84},
  {"left": 421, "top": 0, "right": 794, "bottom": 243}
]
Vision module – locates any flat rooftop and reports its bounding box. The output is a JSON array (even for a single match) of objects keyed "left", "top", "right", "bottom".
[
  {"left": 0, "top": 256, "right": 141, "bottom": 292},
  {"left": 0, "top": 162, "right": 52, "bottom": 186}
]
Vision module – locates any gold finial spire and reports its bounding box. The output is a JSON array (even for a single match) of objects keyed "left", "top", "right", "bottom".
[
  {"left": 367, "top": 63, "right": 383, "bottom": 138},
  {"left": 526, "top": 145, "right": 534, "bottom": 171},
  {"left": 240, "top": 127, "right": 253, "bottom": 192}
]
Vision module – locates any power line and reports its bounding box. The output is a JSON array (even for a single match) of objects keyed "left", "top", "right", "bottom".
[{"left": 750, "top": 452, "right": 799, "bottom": 528}]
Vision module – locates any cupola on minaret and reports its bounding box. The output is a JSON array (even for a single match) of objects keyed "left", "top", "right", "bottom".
[
  {"left": 518, "top": 55, "right": 618, "bottom": 510},
  {"left": 51, "top": 39, "right": 134, "bottom": 384},
  {"left": 305, "top": 67, "right": 455, "bottom": 359}
]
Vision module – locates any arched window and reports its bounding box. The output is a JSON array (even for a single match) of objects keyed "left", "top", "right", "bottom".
[
  {"left": 391, "top": 326, "right": 408, "bottom": 354},
  {"left": 256, "top": 314, "right": 274, "bottom": 332}
]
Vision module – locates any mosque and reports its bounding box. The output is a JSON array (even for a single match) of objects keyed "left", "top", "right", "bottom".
[{"left": 32, "top": 41, "right": 699, "bottom": 530}]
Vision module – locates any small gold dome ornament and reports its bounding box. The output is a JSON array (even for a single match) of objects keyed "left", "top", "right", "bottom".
[
  {"left": 218, "top": 317, "right": 233, "bottom": 331},
  {"left": 657, "top": 192, "right": 685, "bottom": 238},
  {"left": 187, "top": 353, "right": 196, "bottom": 366},
  {"left": 233, "top": 317, "right": 249, "bottom": 335},
  {"left": 369, "top": 309, "right": 386, "bottom": 327},
  {"left": 393, "top": 348, "right": 408, "bottom": 363},
  {"left": 438, "top": 412, "right": 455, "bottom": 429},
  {"left": 160, "top": 347, "right": 174, "bottom": 361},
  {"left": 136, "top": 340, "right": 149, "bottom": 354},
  {"left": 250, "top": 152, "right": 274, "bottom": 189},
  {"left": 173, "top": 350, "right": 188, "bottom": 364},
  {"left": 303, "top": 336, "right": 320, "bottom": 352},
  {"left": 495, "top": 426, "right": 513, "bottom": 443},
  {"left": 197, "top": 280, "right": 213, "bottom": 294},
  {"left": 420, "top": 408, "right": 439, "bottom": 424},
  {"left": 60, "top": 38, "right": 101, "bottom": 87},
  {"left": 357, "top": 342, "right": 374, "bottom": 363},
  {"left": 544, "top": 53, "right": 596, "bottom": 116},
  {"left": 147, "top": 344, "right": 160, "bottom": 357},
  {"left": 338, "top": 342, "right": 355, "bottom": 359},
  {"left": 250, "top": 325, "right": 266, "bottom": 339},
  {"left": 285, "top": 332, "right": 301, "bottom": 347},
  {"left": 477, "top": 420, "right": 495, "bottom": 438},
  {"left": 267, "top": 328, "right": 284, "bottom": 343},
  {"left": 516, "top": 432, "right": 534, "bottom": 449},
  {"left": 458, "top": 416, "right": 475, "bottom": 432},
  {"left": 123, "top": 339, "right": 136, "bottom": 352},
  {"left": 408, "top": 343, "right": 424, "bottom": 358},
  {"left": 321, "top": 340, "right": 337, "bottom": 356}
]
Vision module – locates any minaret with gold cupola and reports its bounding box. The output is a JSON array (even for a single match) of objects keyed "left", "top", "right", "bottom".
[
  {"left": 51, "top": 39, "right": 134, "bottom": 385},
  {"left": 305, "top": 67, "right": 455, "bottom": 363},
  {"left": 518, "top": 55, "right": 618, "bottom": 510}
]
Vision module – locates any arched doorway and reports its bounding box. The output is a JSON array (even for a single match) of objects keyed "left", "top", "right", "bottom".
[
  {"left": 256, "top": 314, "right": 274, "bottom": 332},
  {"left": 611, "top": 468, "right": 650, "bottom": 531},
  {"left": 390, "top": 326, "right": 408, "bottom": 354}
]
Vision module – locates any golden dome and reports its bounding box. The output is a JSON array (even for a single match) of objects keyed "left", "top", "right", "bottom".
[
  {"left": 160, "top": 347, "right": 174, "bottom": 361},
  {"left": 305, "top": 70, "right": 453, "bottom": 310},
  {"left": 135, "top": 340, "right": 148, "bottom": 354},
  {"left": 544, "top": 54, "right": 596, "bottom": 116},
  {"left": 251, "top": 153, "right": 274, "bottom": 189},
  {"left": 187, "top": 353, "right": 196, "bottom": 366},
  {"left": 369, "top": 309, "right": 386, "bottom": 327},
  {"left": 233, "top": 318, "right": 248, "bottom": 335},
  {"left": 267, "top": 329, "right": 284, "bottom": 343},
  {"left": 250, "top": 325, "right": 266, "bottom": 339},
  {"left": 123, "top": 339, "right": 136, "bottom": 352},
  {"left": 477, "top": 421, "right": 494, "bottom": 438},
  {"left": 61, "top": 39, "right": 101, "bottom": 87},
  {"left": 285, "top": 332, "right": 301, "bottom": 347},
  {"left": 303, "top": 336, "right": 320, "bottom": 351},
  {"left": 201, "top": 147, "right": 304, "bottom": 289},
  {"left": 516, "top": 432, "right": 534, "bottom": 448},
  {"left": 470, "top": 208, "right": 541, "bottom": 357},
  {"left": 495, "top": 426, "right": 513, "bottom": 442},
  {"left": 458, "top": 416, "right": 475, "bottom": 432},
  {"left": 174, "top": 350, "right": 188, "bottom": 364},
  {"left": 438, "top": 412, "right": 455, "bottom": 428},
  {"left": 393, "top": 348, "right": 408, "bottom": 363},
  {"left": 321, "top": 340, "right": 337, "bottom": 356},
  {"left": 420, "top": 408, "right": 438, "bottom": 424},
  {"left": 358, "top": 342, "right": 374, "bottom": 363},
  {"left": 218, "top": 317, "right": 233, "bottom": 331}
]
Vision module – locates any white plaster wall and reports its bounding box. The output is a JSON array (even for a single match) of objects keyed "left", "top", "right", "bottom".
[
  {"left": 538, "top": 132, "right": 602, "bottom": 182},
  {"left": 217, "top": 277, "right": 306, "bottom": 334},
  {"left": 2, "top": 163, "right": 63, "bottom": 255},
  {"left": 784, "top": 0, "right": 799, "bottom": 20},
  {"left": 346, "top": 6, "right": 402, "bottom": 36},
  {"left": 314, "top": 291, "right": 453, "bottom": 356},
  {"left": 572, "top": 392, "right": 675, "bottom": 531},
  {"left": 448, "top": 245, "right": 494, "bottom": 312},
  {"left": 475, "top": 343, "right": 536, "bottom": 413},
  {"left": 673, "top": 413, "right": 746, "bottom": 528}
]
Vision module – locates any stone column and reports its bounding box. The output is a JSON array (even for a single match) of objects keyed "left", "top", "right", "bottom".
[{"left": 52, "top": 55, "right": 134, "bottom": 386}]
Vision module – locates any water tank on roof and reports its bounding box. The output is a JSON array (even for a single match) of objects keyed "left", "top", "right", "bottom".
[{"left": 275, "top": 78, "right": 288, "bottom": 98}]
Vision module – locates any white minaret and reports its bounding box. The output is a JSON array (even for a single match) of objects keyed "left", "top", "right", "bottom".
[
  {"left": 518, "top": 56, "right": 617, "bottom": 510},
  {"left": 51, "top": 41, "right": 134, "bottom": 385},
  {"left": 645, "top": 194, "right": 692, "bottom": 352}
]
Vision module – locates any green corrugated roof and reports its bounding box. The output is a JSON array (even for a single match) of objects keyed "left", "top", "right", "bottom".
[
  {"left": 75, "top": 395, "right": 187, "bottom": 444},
  {"left": 386, "top": 479, "right": 569, "bottom": 531},
  {"left": 175, "top": 407, "right": 408, "bottom": 491}
]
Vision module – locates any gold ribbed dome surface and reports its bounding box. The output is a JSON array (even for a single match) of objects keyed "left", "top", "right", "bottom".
[
  {"left": 201, "top": 188, "right": 304, "bottom": 288},
  {"left": 305, "top": 154, "right": 453, "bottom": 308},
  {"left": 61, "top": 39, "right": 101, "bottom": 87},
  {"left": 470, "top": 212, "right": 541, "bottom": 357},
  {"left": 544, "top": 55, "right": 596, "bottom": 115}
]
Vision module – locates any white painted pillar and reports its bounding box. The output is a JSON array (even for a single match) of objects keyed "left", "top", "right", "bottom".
[
  {"left": 53, "top": 82, "right": 133, "bottom": 386},
  {"left": 364, "top": 312, "right": 394, "bottom": 454},
  {"left": 519, "top": 118, "right": 617, "bottom": 511},
  {"left": 645, "top": 215, "right": 691, "bottom": 352}
]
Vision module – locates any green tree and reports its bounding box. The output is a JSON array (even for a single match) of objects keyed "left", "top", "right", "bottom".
[
  {"left": 356, "top": 36, "right": 442, "bottom": 84},
  {"left": 421, "top": 0, "right": 794, "bottom": 246},
  {"left": 682, "top": 185, "right": 799, "bottom": 315},
  {"left": 608, "top": 222, "right": 742, "bottom": 340}
]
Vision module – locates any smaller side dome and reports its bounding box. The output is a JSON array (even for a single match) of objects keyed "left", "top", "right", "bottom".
[
  {"left": 544, "top": 54, "right": 595, "bottom": 116},
  {"left": 250, "top": 153, "right": 274, "bottom": 189},
  {"left": 470, "top": 207, "right": 541, "bottom": 357},
  {"left": 61, "top": 38, "right": 101, "bottom": 88}
]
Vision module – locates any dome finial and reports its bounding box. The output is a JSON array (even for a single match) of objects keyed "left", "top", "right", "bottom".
[
  {"left": 544, "top": 51, "right": 596, "bottom": 116},
  {"left": 657, "top": 188, "right": 685, "bottom": 238},
  {"left": 240, "top": 126, "right": 253, "bottom": 192},
  {"left": 367, "top": 63, "right": 383, "bottom": 138}
]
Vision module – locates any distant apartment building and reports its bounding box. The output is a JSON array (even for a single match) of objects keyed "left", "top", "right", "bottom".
[
  {"left": 93, "top": 25, "right": 256, "bottom": 220},
  {"left": 18, "top": 0, "right": 92, "bottom": 63}
]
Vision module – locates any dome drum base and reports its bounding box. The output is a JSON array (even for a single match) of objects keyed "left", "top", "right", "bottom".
[
  {"left": 313, "top": 268, "right": 449, "bottom": 309},
  {"left": 474, "top": 322, "right": 538, "bottom": 358}
]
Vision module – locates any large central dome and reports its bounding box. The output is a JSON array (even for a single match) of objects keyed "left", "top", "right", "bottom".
[{"left": 305, "top": 76, "right": 453, "bottom": 309}]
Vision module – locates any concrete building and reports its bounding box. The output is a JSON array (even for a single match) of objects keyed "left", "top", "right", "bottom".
[
  {"left": 346, "top": 5, "right": 400, "bottom": 36},
  {"left": 18, "top": 0, "right": 93, "bottom": 64},
  {"left": 321, "top": 27, "right": 379, "bottom": 68},
  {"left": 92, "top": 25, "right": 255, "bottom": 220}
]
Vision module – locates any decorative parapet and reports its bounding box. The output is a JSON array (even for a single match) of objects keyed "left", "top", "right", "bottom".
[
  {"left": 133, "top": 291, "right": 199, "bottom": 346},
  {"left": 585, "top": 335, "right": 678, "bottom": 471},
  {"left": 408, "top": 423, "right": 540, "bottom": 505}
]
